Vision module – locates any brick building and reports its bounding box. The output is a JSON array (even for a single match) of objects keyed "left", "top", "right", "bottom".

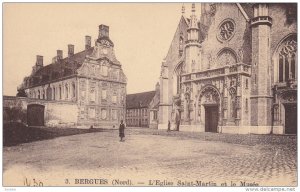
[
  {"left": 126, "top": 83, "right": 160, "bottom": 128},
  {"left": 158, "top": 3, "right": 297, "bottom": 134},
  {"left": 16, "top": 24, "right": 127, "bottom": 128}
]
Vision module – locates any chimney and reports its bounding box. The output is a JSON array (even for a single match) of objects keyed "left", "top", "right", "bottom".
[
  {"left": 98, "top": 24, "right": 109, "bottom": 39},
  {"left": 36, "top": 55, "right": 43, "bottom": 66},
  {"left": 57, "top": 50, "right": 63, "bottom": 61},
  {"left": 68, "top": 44, "right": 74, "bottom": 57},
  {"left": 85, "top": 35, "right": 91, "bottom": 50}
]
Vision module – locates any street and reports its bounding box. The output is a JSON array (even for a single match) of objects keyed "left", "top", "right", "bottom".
[{"left": 3, "top": 128, "right": 297, "bottom": 187}]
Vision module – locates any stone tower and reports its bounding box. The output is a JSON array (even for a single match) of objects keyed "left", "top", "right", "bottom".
[
  {"left": 185, "top": 3, "right": 201, "bottom": 73},
  {"left": 250, "top": 3, "right": 273, "bottom": 130}
]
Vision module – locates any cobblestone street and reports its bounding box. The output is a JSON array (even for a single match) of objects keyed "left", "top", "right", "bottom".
[{"left": 3, "top": 128, "right": 297, "bottom": 187}]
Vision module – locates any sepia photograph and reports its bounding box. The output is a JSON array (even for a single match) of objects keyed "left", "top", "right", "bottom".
[{"left": 1, "top": 1, "right": 298, "bottom": 191}]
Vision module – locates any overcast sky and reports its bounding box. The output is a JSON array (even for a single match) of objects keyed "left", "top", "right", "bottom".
[{"left": 3, "top": 3, "right": 201, "bottom": 96}]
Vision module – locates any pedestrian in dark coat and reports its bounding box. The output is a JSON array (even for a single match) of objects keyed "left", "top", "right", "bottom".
[
  {"left": 167, "top": 120, "right": 171, "bottom": 132},
  {"left": 119, "top": 120, "right": 125, "bottom": 142}
]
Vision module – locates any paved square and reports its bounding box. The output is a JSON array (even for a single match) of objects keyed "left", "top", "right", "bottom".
[{"left": 3, "top": 128, "right": 297, "bottom": 187}]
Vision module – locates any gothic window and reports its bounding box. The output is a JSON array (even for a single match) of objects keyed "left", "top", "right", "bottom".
[
  {"left": 276, "top": 35, "right": 297, "bottom": 83},
  {"left": 42, "top": 90, "right": 45, "bottom": 99},
  {"left": 217, "top": 19, "right": 235, "bottom": 42},
  {"left": 217, "top": 48, "right": 237, "bottom": 66},
  {"left": 38, "top": 90, "right": 40, "bottom": 99}
]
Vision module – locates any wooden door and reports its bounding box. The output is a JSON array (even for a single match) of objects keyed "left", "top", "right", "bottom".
[
  {"left": 27, "top": 104, "right": 45, "bottom": 126},
  {"left": 205, "top": 105, "right": 219, "bottom": 133},
  {"left": 285, "top": 104, "right": 297, "bottom": 134}
]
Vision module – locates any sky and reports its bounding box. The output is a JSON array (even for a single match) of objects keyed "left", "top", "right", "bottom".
[{"left": 3, "top": 3, "right": 201, "bottom": 96}]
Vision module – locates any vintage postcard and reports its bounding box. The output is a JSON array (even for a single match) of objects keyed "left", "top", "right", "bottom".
[{"left": 2, "top": 2, "right": 298, "bottom": 191}]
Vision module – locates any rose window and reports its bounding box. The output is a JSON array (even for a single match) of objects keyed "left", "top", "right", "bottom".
[{"left": 218, "top": 19, "right": 235, "bottom": 41}]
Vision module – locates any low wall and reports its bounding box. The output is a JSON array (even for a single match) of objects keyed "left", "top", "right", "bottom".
[{"left": 3, "top": 96, "right": 78, "bottom": 128}]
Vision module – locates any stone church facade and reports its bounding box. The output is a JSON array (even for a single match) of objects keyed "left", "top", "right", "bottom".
[
  {"left": 17, "top": 25, "right": 127, "bottom": 128},
  {"left": 158, "top": 3, "right": 297, "bottom": 134}
]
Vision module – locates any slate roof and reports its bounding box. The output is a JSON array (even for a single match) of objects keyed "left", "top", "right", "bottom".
[
  {"left": 240, "top": 3, "right": 254, "bottom": 19},
  {"left": 36, "top": 47, "right": 94, "bottom": 78},
  {"left": 21, "top": 47, "right": 94, "bottom": 89},
  {"left": 126, "top": 91, "right": 156, "bottom": 109}
]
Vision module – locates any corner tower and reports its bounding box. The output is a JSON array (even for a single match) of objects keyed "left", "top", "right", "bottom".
[
  {"left": 250, "top": 3, "right": 273, "bottom": 131},
  {"left": 185, "top": 3, "right": 202, "bottom": 73}
]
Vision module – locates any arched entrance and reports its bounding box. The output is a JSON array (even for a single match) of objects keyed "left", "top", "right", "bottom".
[
  {"left": 27, "top": 104, "right": 45, "bottom": 126},
  {"left": 197, "top": 85, "right": 221, "bottom": 133},
  {"left": 284, "top": 104, "right": 297, "bottom": 134},
  {"left": 205, "top": 105, "right": 219, "bottom": 132},
  {"left": 280, "top": 90, "right": 297, "bottom": 134}
]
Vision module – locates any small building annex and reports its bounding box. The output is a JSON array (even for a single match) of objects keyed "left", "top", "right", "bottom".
[{"left": 126, "top": 83, "right": 160, "bottom": 128}]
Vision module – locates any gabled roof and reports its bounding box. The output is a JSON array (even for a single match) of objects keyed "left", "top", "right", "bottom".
[
  {"left": 239, "top": 3, "right": 254, "bottom": 19},
  {"left": 126, "top": 91, "right": 156, "bottom": 109}
]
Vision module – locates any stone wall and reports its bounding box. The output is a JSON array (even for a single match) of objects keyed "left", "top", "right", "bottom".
[{"left": 3, "top": 96, "right": 78, "bottom": 128}]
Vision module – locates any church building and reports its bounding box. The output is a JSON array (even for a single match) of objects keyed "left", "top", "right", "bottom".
[
  {"left": 158, "top": 3, "right": 297, "bottom": 134},
  {"left": 17, "top": 24, "right": 127, "bottom": 128}
]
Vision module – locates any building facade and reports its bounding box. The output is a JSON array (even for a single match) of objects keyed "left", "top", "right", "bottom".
[
  {"left": 126, "top": 83, "right": 160, "bottom": 128},
  {"left": 158, "top": 3, "right": 297, "bottom": 134},
  {"left": 17, "top": 24, "right": 127, "bottom": 128}
]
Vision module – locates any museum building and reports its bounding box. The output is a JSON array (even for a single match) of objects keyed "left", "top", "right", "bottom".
[
  {"left": 158, "top": 3, "right": 297, "bottom": 134},
  {"left": 16, "top": 24, "right": 127, "bottom": 128}
]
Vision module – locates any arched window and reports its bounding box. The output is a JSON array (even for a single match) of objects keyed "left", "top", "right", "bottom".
[
  {"left": 275, "top": 35, "right": 297, "bottom": 83},
  {"left": 38, "top": 90, "right": 40, "bottom": 99},
  {"left": 217, "top": 48, "right": 237, "bottom": 66},
  {"left": 53, "top": 87, "right": 56, "bottom": 100},
  {"left": 72, "top": 83, "right": 76, "bottom": 98},
  {"left": 65, "top": 84, "right": 69, "bottom": 99}
]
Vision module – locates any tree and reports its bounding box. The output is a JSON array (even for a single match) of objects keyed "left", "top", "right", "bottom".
[{"left": 16, "top": 89, "right": 27, "bottom": 97}]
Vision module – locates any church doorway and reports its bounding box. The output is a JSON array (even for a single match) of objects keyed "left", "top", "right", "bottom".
[
  {"left": 204, "top": 105, "right": 219, "bottom": 133},
  {"left": 284, "top": 104, "right": 297, "bottom": 134},
  {"left": 27, "top": 104, "right": 45, "bottom": 126}
]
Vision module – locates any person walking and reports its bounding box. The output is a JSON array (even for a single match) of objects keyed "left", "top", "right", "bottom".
[{"left": 119, "top": 120, "right": 125, "bottom": 142}]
